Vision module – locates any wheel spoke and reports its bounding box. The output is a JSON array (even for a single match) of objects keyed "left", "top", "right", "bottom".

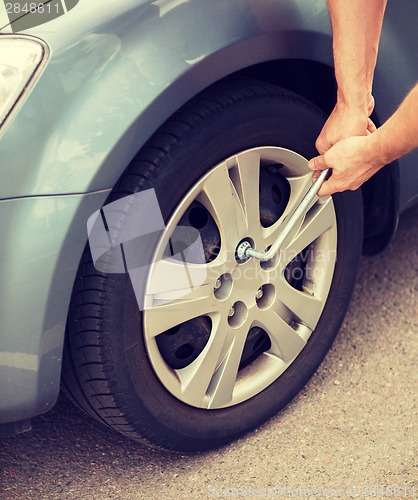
[
  {"left": 175, "top": 317, "right": 230, "bottom": 407},
  {"left": 254, "top": 309, "right": 306, "bottom": 362},
  {"left": 205, "top": 323, "right": 250, "bottom": 408},
  {"left": 198, "top": 162, "right": 247, "bottom": 255},
  {"left": 144, "top": 248, "right": 243, "bottom": 339},
  {"left": 280, "top": 198, "right": 335, "bottom": 269},
  {"left": 263, "top": 174, "right": 312, "bottom": 242},
  {"left": 284, "top": 174, "right": 315, "bottom": 215},
  {"left": 146, "top": 258, "right": 207, "bottom": 296},
  {"left": 277, "top": 276, "right": 324, "bottom": 330},
  {"left": 144, "top": 282, "right": 217, "bottom": 338},
  {"left": 233, "top": 150, "right": 262, "bottom": 233}
]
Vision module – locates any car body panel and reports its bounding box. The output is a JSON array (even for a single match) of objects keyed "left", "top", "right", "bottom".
[
  {"left": 0, "top": 0, "right": 417, "bottom": 425},
  {"left": 0, "top": 190, "right": 109, "bottom": 422}
]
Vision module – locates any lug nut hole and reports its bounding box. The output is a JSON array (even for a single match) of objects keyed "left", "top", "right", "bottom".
[
  {"left": 228, "top": 301, "right": 248, "bottom": 328},
  {"left": 214, "top": 273, "right": 233, "bottom": 300},
  {"left": 256, "top": 284, "right": 275, "bottom": 310}
]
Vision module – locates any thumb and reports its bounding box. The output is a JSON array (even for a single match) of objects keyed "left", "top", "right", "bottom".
[{"left": 308, "top": 154, "right": 328, "bottom": 172}]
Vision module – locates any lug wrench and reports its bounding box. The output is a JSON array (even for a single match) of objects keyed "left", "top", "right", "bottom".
[{"left": 236, "top": 168, "right": 331, "bottom": 262}]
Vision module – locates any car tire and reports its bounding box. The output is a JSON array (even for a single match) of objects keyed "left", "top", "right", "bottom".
[{"left": 62, "top": 78, "right": 363, "bottom": 451}]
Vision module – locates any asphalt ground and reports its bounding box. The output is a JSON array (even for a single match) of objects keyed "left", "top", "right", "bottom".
[{"left": 0, "top": 204, "right": 417, "bottom": 500}]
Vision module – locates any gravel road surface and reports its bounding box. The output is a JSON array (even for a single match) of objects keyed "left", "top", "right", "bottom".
[{"left": 1, "top": 205, "right": 417, "bottom": 500}]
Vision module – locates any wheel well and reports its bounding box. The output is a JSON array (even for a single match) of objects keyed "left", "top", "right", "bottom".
[
  {"left": 237, "top": 59, "right": 337, "bottom": 115},
  {"left": 234, "top": 59, "right": 398, "bottom": 254},
  {"left": 360, "top": 162, "right": 398, "bottom": 255}
]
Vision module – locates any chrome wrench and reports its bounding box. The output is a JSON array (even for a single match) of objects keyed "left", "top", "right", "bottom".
[{"left": 236, "top": 168, "right": 331, "bottom": 262}]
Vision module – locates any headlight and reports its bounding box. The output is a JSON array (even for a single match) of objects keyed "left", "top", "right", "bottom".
[{"left": 0, "top": 35, "right": 49, "bottom": 134}]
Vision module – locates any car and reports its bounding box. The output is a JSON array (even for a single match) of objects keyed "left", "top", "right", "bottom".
[{"left": 0, "top": 0, "right": 417, "bottom": 452}]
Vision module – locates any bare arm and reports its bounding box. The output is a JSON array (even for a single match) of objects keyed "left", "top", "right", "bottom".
[
  {"left": 309, "top": 83, "right": 418, "bottom": 197},
  {"left": 373, "top": 83, "right": 418, "bottom": 165},
  {"left": 316, "top": 0, "right": 387, "bottom": 154}
]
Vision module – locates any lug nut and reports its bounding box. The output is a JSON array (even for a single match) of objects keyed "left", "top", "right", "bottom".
[
  {"left": 214, "top": 278, "right": 222, "bottom": 290},
  {"left": 228, "top": 307, "right": 235, "bottom": 317},
  {"left": 255, "top": 287, "right": 264, "bottom": 300}
]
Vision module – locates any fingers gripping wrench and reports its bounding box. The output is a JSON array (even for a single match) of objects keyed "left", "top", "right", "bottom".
[{"left": 236, "top": 168, "right": 331, "bottom": 262}]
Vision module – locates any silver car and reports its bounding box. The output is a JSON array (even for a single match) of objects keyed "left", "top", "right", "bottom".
[{"left": 0, "top": 0, "right": 417, "bottom": 451}]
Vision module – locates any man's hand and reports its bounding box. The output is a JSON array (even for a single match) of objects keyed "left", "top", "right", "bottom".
[
  {"left": 315, "top": 98, "right": 376, "bottom": 154},
  {"left": 308, "top": 135, "right": 382, "bottom": 197},
  {"left": 311, "top": 82, "right": 418, "bottom": 197}
]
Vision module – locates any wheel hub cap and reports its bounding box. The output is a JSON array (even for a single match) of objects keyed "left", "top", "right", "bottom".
[{"left": 144, "top": 146, "right": 337, "bottom": 409}]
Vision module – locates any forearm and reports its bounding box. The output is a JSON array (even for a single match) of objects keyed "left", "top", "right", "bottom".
[
  {"left": 327, "top": 0, "right": 387, "bottom": 110},
  {"left": 316, "top": 0, "right": 387, "bottom": 153},
  {"left": 369, "top": 83, "right": 418, "bottom": 166}
]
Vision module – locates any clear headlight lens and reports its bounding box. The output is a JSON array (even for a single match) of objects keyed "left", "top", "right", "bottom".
[{"left": 0, "top": 36, "right": 49, "bottom": 132}]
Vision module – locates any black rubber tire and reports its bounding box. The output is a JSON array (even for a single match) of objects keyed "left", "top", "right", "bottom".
[{"left": 62, "top": 78, "right": 363, "bottom": 451}]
